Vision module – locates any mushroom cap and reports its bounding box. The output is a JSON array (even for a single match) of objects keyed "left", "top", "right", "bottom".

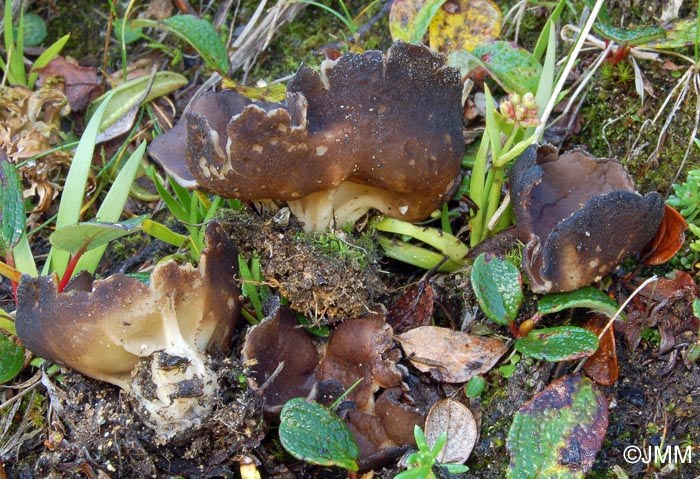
[
  {"left": 240, "top": 303, "right": 320, "bottom": 412},
  {"left": 15, "top": 222, "right": 240, "bottom": 389},
  {"left": 149, "top": 41, "right": 464, "bottom": 230},
  {"left": 317, "top": 315, "right": 401, "bottom": 412},
  {"left": 511, "top": 145, "right": 665, "bottom": 293}
]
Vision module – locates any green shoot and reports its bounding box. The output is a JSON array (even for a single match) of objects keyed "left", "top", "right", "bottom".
[{"left": 395, "top": 425, "right": 469, "bottom": 479}]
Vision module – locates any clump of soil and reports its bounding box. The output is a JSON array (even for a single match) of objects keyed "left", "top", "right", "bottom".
[{"left": 221, "top": 208, "right": 388, "bottom": 323}]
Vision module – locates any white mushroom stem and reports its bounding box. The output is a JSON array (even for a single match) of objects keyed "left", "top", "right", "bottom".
[{"left": 131, "top": 294, "right": 218, "bottom": 441}]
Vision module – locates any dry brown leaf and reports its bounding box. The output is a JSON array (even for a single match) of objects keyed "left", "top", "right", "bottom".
[
  {"left": 386, "top": 281, "right": 434, "bottom": 334},
  {"left": 582, "top": 314, "right": 619, "bottom": 386},
  {"left": 397, "top": 326, "right": 507, "bottom": 383},
  {"left": 425, "top": 398, "right": 477, "bottom": 464},
  {"left": 36, "top": 56, "right": 100, "bottom": 112}
]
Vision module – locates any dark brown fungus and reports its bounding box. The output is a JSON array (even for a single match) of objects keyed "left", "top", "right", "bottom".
[
  {"left": 317, "top": 316, "right": 401, "bottom": 412},
  {"left": 510, "top": 145, "right": 665, "bottom": 293},
  {"left": 15, "top": 222, "right": 240, "bottom": 440},
  {"left": 149, "top": 41, "right": 464, "bottom": 231},
  {"left": 240, "top": 304, "right": 319, "bottom": 413}
]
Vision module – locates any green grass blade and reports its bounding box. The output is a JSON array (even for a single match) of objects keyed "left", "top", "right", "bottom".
[
  {"left": 12, "top": 233, "right": 37, "bottom": 276},
  {"left": 46, "top": 91, "right": 115, "bottom": 276},
  {"left": 75, "top": 141, "right": 146, "bottom": 273},
  {"left": 27, "top": 33, "right": 70, "bottom": 88}
]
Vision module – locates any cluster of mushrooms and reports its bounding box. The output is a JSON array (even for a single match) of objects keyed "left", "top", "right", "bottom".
[{"left": 14, "top": 41, "right": 676, "bottom": 465}]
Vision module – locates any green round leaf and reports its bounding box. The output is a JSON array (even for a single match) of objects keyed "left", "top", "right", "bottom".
[
  {"left": 279, "top": 398, "right": 359, "bottom": 471},
  {"left": 470, "top": 253, "right": 523, "bottom": 325},
  {"left": 21, "top": 13, "right": 47, "bottom": 46},
  {"left": 515, "top": 326, "right": 599, "bottom": 362},
  {"left": 464, "top": 375, "right": 486, "bottom": 398},
  {"left": 0, "top": 334, "right": 25, "bottom": 383},
  {"left": 507, "top": 375, "right": 608, "bottom": 478}
]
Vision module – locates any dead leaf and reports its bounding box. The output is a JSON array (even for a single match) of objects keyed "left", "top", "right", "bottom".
[
  {"left": 617, "top": 272, "right": 699, "bottom": 353},
  {"left": 642, "top": 204, "right": 687, "bottom": 266},
  {"left": 36, "top": 56, "right": 101, "bottom": 112},
  {"left": 429, "top": 0, "right": 501, "bottom": 53},
  {"left": 397, "top": 326, "right": 507, "bottom": 383},
  {"left": 582, "top": 314, "right": 619, "bottom": 386},
  {"left": 425, "top": 398, "right": 477, "bottom": 464},
  {"left": 386, "top": 281, "right": 434, "bottom": 334}
]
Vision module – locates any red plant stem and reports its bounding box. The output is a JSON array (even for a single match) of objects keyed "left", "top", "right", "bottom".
[
  {"left": 508, "top": 319, "right": 522, "bottom": 339},
  {"left": 57, "top": 238, "right": 92, "bottom": 293},
  {"left": 5, "top": 250, "right": 18, "bottom": 307}
]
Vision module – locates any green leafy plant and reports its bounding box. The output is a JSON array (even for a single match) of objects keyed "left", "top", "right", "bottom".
[
  {"left": 278, "top": 380, "right": 364, "bottom": 472},
  {"left": 130, "top": 15, "right": 230, "bottom": 74},
  {"left": 238, "top": 252, "right": 271, "bottom": 324},
  {"left": 0, "top": 0, "right": 70, "bottom": 88},
  {"left": 395, "top": 425, "right": 469, "bottom": 479},
  {"left": 145, "top": 168, "right": 229, "bottom": 260}
]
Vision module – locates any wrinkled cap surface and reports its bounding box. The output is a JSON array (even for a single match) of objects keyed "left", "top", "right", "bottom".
[
  {"left": 15, "top": 222, "right": 240, "bottom": 389},
  {"left": 510, "top": 145, "right": 665, "bottom": 293},
  {"left": 149, "top": 41, "right": 464, "bottom": 230}
]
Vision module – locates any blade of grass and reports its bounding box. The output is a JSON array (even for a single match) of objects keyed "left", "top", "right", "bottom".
[
  {"left": 27, "top": 33, "right": 70, "bottom": 88},
  {"left": 46, "top": 91, "right": 115, "bottom": 276},
  {"left": 142, "top": 219, "right": 188, "bottom": 247},
  {"left": 74, "top": 141, "right": 147, "bottom": 274}
]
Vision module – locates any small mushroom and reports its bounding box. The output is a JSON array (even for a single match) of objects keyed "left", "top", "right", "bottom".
[
  {"left": 240, "top": 303, "right": 320, "bottom": 413},
  {"left": 510, "top": 145, "right": 665, "bottom": 293},
  {"left": 149, "top": 41, "right": 464, "bottom": 231},
  {"left": 317, "top": 316, "right": 402, "bottom": 412},
  {"left": 15, "top": 222, "right": 240, "bottom": 440}
]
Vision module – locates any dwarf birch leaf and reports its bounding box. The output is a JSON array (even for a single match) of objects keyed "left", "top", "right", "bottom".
[
  {"left": 0, "top": 334, "right": 24, "bottom": 383},
  {"left": 279, "top": 398, "right": 359, "bottom": 471},
  {"left": 0, "top": 156, "right": 25, "bottom": 254},
  {"left": 471, "top": 253, "right": 523, "bottom": 326},
  {"left": 515, "top": 326, "right": 599, "bottom": 362},
  {"left": 132, "top": 15, "right": 230, "bottom": 74},
  {"left": 538, "top": 286, "right": 622, "bottom": 319},
  {"left": 471, "top": 41, "right": 542, "bottom": 95},
  {"left": 507, "top": 374, "right": 608, "bottom": 479}
]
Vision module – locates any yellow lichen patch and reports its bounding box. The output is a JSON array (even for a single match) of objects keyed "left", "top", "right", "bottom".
[
  {"left": 0, "top": 82, "right": 72, "bottom": 215},
  {"left": 429, "top": 0, "right": 501, "bottom": 54}
]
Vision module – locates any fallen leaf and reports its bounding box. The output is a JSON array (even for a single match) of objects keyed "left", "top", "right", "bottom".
[
  {"left": 386, "top": 281, "right": 434, "bottom": 334},
  {"left": 397, "top": 326, "right": 507, "bottom": 383},
  {"left": 429, "top": 0, "right": 501, "bottom": 53},
  {"left": 642, "top": 204, "right": 687, "bottom": 266},
  {"left": 36, "top": 56, "right": 101, "bottom": 112},
  {"left": 616, "top": 272, "right": 699, "bottom": 353},
  {"left": 582, "top": 314, "right": 619, "bottom": 386},
  {"left": 507, "top": 374, "right": 608, "bottom": 479},
  {"left": 425, "top": 399, "right": 478, "bottom": 464},
  {"left": 389, "top": 0, "right": 448, "bottom": 44}
]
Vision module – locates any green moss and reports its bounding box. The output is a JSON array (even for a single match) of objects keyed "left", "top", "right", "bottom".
[
  {"left": 577, "top": 67, "right": 700, "bottom": 195},
  {"left": 242, "top": 0, "right": 391, "bottom": 83}
]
